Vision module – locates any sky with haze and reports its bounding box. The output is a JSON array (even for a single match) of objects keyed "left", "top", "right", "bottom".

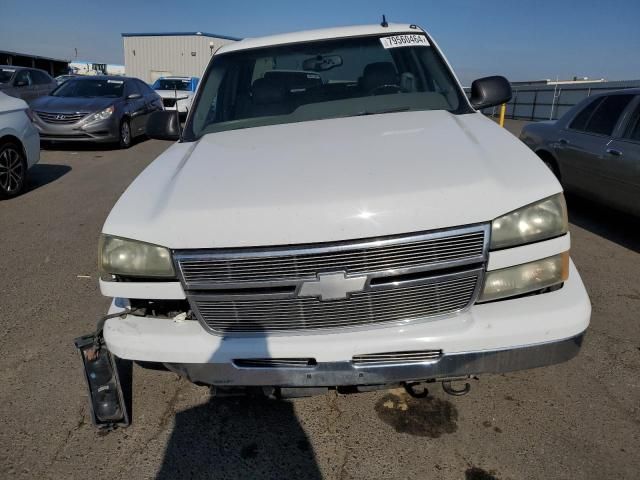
[{"left": 1, "top": 0, "right": 639, "bottom": 85}]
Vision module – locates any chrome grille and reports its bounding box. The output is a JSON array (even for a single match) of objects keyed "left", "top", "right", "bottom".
[
  {"left": 192, "top": 275, "right": 479, "bottom": 334},
  {"left": 177, "top": 227, "right": 486, "bottom": 287},
  {"left": 35, "top": 111, "right": 88, "bottom": 124},
  {"left": 352, "top": 350, "right": 443, "bottom": 365}
]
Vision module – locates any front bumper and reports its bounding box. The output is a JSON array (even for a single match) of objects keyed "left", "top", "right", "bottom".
[
  {"left": 33, "top": 115, "right": 119, "bottom": 142},
  {"left": 165, "top": 333, "right": 584, "bottom": 387},
  {"left": 103, "top": 261, "right": 591, "bottom": 386}
]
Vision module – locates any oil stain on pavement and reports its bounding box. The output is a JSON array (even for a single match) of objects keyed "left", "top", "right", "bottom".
[
  {"left": 374, "top": 392, "right": 458, "bottom": 437},
  {"left": 465, "top": 466, "right": 499, "bottom": 479}
]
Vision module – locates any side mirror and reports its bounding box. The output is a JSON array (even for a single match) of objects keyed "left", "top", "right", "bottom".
[
  {"left": 470, "top": 76, "right": 512, "bottom": 110},
  {"left": 146, "top": 111, "right": 180, "bottom": 141},
  {"left": 127, "top": 93, "right": 142, "bottom": 100}
]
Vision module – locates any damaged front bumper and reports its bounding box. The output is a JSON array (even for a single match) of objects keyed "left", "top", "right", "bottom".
[
  {"left": 163, "top": 333, "right": 585, "bottom": 388},
  {"left": 102, "top": 261, "right": 590, "bottom": 392}
]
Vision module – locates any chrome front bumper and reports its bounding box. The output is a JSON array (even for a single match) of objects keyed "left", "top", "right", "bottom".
[
  {"left": 164, "top": 333, "right": 585, "bottom": 387},
  {"left": 34, "top": 116, "right": 119, "bottom": 142}
]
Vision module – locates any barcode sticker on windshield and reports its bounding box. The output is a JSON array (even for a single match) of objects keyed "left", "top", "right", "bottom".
[
  {"left": 107, "top": 80, "right": 124, "bottom": 84},
  {"left": 380, "top": 35, "right": 430, "bottom": 49}
]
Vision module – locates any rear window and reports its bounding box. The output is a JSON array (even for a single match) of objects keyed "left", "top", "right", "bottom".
[
  {"left": 31, "top": 70, "right": 52, "bottom": 85},
  {"left": 569, "top": 97, "right": 603, "bottom": 131},
  {"left": 584, "top": 95, "right": 634, "bottom": 136},
  {"left": 570, "top": 94, "right": 634, "bottom": 136},
  {"left": 623, "top": 102, "right": 640, "bottom": 142}
]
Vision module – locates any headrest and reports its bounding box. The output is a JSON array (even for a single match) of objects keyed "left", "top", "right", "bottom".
[
  {"left": 361, "top": 62, "right": 399, "bottom": 92},
  {"left": 251, "top": 78, "right": 286, "bottom": 105}
]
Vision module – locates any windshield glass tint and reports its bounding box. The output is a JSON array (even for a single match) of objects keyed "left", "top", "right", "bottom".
[
  {"left": 153, "top": 79, "right": 191, "bottom": 91},
  {"left": 0, "top": 69, "right": 15, "bottom": 83},
  {"left": 52, "top": 79, "right": 125, "bottom": 98},
  {"left": 187, "top": 34, "right": 467, "bottom": 138}
]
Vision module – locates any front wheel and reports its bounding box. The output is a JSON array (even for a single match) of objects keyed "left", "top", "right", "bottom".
[
  {"left": 542, "top": 158, "right": 561, "bottom": 181},
  {"left": 0, "top": 142, "right": 27, "bottom": 199},
  {"left": 119, "top": 119, "right": 132, "bottom": 149}
]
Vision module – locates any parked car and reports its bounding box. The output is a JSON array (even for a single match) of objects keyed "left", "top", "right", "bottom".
[
  {"left": 30, "top": 76, "right": 163, "bottom": 148},
  {"left": 0, "top": 92, "right": 40, "bottom": 198},
  {"left": 151, "top": 76, "right": 199, "bottom": 116},
  {"left": 83, "top": 24, "right": 591, "bottom": 426},
  {"left": 520, "top": 89, "right": 640, "bottom": 216},
  {"left": 54, "top": 74, "right": 79, "bottom": 85},
  {"left": 0, "top": 66, "right": 57, "bottom": 103}
]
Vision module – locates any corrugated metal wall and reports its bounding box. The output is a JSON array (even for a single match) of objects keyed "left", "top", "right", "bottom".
[{"left": 123, "top": 35, "right": 236, "bottom": 83}]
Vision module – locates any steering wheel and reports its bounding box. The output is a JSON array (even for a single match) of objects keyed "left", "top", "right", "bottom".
[{"left": 369, "top": 84, "right": 402, "bottom": 95}]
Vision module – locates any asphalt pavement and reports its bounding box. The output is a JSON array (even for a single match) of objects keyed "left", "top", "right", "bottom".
[{"left": 0, "top": 124, "right": 639, "bottom": 480}]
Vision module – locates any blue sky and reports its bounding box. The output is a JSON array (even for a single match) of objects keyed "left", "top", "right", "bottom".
[{"left": 1, "top": 0, "right": 639, "bottom": 85}]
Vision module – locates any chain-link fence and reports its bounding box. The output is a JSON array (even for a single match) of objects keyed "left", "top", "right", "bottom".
[{"left": 466, "top": 79, "right": 640, "bottom": 122}]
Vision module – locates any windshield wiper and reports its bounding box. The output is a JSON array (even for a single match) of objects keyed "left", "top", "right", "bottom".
[{"left": 351, "top": 106, "right": 411, "bottom": 116}]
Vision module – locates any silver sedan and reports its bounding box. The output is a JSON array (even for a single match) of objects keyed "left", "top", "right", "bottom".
[{"left": 520, "top": 89, "right": 640, "bottom": 216}]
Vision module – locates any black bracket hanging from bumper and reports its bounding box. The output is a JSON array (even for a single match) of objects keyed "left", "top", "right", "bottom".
[{"left": 74, "top": 334, "right": 131, "bottom": 430}]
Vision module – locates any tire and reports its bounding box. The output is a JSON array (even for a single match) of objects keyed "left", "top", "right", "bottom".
[
  {"left": 538, "top": 152, "right": 561, "bottom": 182},
  {"left": 543, "top": 159, "right": 561, "bottom": 181},
  {"left": 0, "top": 142, "right": 27, "bottom": 199},
  {"left": 119, "top": 119, "right": 132, "bottom": 149}
]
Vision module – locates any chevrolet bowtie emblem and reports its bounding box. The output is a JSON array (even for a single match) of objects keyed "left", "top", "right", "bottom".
[{"left": 298, "top": 272, "right": 367, "bottom": 301}]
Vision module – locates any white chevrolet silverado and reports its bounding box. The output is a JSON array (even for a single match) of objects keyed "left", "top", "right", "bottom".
[{"left": 80, "top": 23, "right": 591, "bottom": 424}]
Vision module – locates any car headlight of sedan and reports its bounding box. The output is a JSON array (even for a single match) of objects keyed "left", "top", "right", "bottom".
[
  {"left": 99, "top": 235, "right": 175, "bottom": 278},
  {"left": 85, "top": 106, "right": 114, "bottom": 124},
  {"left": 490, "top": 194, "right": 568, "bottom": 250},
  {"left": 479, "top": 252, "right": 569, "bottom": 302}
]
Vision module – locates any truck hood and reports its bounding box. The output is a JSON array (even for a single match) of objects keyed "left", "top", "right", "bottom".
[{"left": 103, "top": 110, "right": 561, "bottom": 249}]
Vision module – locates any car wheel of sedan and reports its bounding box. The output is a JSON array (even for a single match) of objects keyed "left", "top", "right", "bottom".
[
  {"left": 119, "top": 119, "right": 132, "bottom": 149},
  {"left": 0, "top": 142, "right": 27, "bottom": 199}
]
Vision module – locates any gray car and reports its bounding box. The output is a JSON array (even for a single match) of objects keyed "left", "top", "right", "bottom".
[
  {"left": 0, "top": 65, "right": 57, "bottom": 103},
  {"left": 520, "top": 89, "right": 640, "bottom": 216},
  {"left": 30, "top": 76, "right": 163, "bottom": 148}
]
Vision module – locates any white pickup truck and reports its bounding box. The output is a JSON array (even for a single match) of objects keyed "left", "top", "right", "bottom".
[{"left": 86, "top": 23, "right": 590, "bottom": 420}]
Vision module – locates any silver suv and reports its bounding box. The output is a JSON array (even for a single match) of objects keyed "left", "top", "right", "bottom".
[{"left": 0, "top": 66, "right": 57, "bottom": 103}]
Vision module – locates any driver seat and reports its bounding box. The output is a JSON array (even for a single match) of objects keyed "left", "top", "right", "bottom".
[{"left": 360, "top": 62, "right": 399, "bottom": 94}]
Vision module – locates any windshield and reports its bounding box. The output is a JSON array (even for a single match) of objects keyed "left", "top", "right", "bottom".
[
  {"left": 186, "top": 33, "right": 469, "bottom": 139},
  {"left": 51, "top": 78, "right": 125, "bottom": 98},
  {"left": 0, "top": 68, "right": 16, "bottom": 84},
  {"left": 153, "top": 78, "right": 191, "bottom": 91}
]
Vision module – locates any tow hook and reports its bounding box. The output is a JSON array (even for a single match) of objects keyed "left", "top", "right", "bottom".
[
  {"left": 442, "top": 379, "right": 471, "bottom": 396},
  {"left": 404, "top": 381, "right": 430, "bottom": 398}
]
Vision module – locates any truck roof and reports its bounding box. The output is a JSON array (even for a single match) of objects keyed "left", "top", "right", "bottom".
[{"left": 217, "top": 23, "right": 424, "bottom": 54}]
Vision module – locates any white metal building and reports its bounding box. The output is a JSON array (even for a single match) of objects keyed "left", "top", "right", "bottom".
[{"left": 122, "top": 32, "right": 240, "bottom": 83}]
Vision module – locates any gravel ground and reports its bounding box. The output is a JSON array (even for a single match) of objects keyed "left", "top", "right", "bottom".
[{"left": 0, "top": 124, "right": 638, "bottom": 480}]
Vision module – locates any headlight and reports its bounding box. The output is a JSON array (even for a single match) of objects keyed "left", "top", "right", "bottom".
[
  {"left": 85, "top": 106, "right": 114, "bottom": 124},
  {"left": 491, "top": 194, "right": 568, "bottom": 250},
  {"left": 478, "top": 252, "right": 569, "bottom": 302},
  {"left": 99, "top": 235, "right": 175, "bottom": 278}
]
